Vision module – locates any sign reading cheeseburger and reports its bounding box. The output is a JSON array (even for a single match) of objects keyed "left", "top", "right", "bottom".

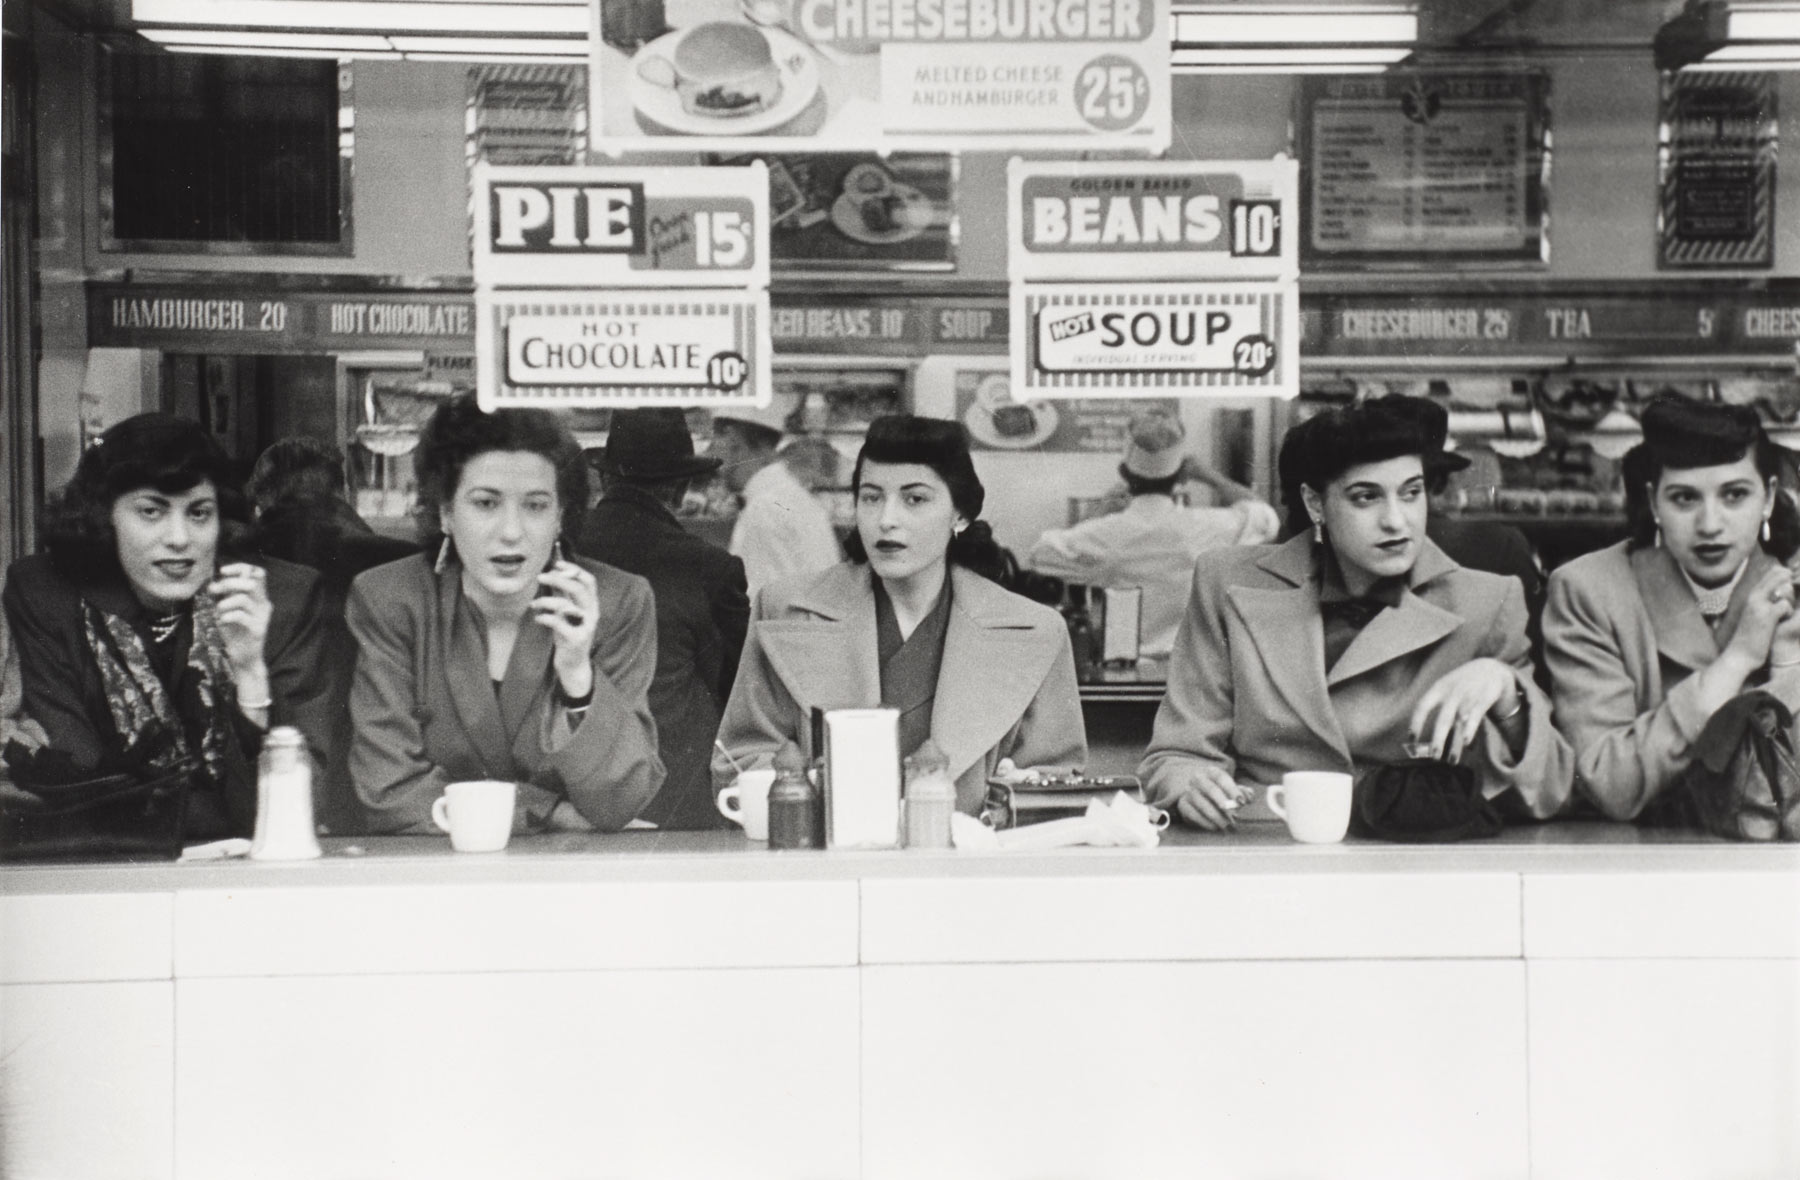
[
  {"left": 473, "top": 162, "right": 773, "bottom": 410},
  {"left": 588, "top": 0, "right": 1170, "bottom": 152}
]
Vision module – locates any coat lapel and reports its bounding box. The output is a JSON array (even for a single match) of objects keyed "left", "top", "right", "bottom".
[
  {"left": 755, "top": 566, "right": 881, "bottom": 716},
  {"left": 931, "top": 568, "right": 1062, "bottom": 782},
  {"left": 1226, "top": 583, "right": 1346, "bottom": 760},
  {"left": 1633, "top": 544, "right": 1779, "bottom": 671},
  {"left": 439, "top": 569, "right": 514, "bottom": 781},
  {"left": 499, "top": 608, "right": 554, "bottom": 754}
]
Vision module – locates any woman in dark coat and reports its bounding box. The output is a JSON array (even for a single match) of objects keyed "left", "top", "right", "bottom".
[
  {"left": 346, "top": 395, "right": 664, "bottom": 834},
  {"left": 2, "top": 414, "right": 336, "bottom": 840}
]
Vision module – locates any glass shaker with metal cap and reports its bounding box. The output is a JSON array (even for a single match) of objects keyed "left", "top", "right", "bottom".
[
  {"left": 767, "top": 739, "right": 821, "bottom": 850},
  {"left": 250, "top": 726, "right": 322, "bottom": 861}
]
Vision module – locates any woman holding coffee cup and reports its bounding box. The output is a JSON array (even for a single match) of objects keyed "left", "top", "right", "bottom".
[
  {"left": 1139, "top": 396, "right": 1572, "bottom": 831},
  {"left": 347, "top": 395, "right": 663, "bottom": 834},
  {"left": 714, "top": 415, "right": 1086, "bottom": 815},
  {"left": 1544, "top": 393, "right": 1800, "bottom": 821}
]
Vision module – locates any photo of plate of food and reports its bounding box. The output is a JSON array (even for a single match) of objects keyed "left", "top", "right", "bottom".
[
  {"left": 830, "top": 162, "right": 934, "bottom": 245},
  {"left": 965, "top": 388, "right": 1060, "bottom": 450},
  {"left": 629, "top": 22, "right": 819, "bottom": 136}
]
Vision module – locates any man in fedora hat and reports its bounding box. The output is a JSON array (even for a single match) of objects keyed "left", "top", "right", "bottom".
[
  {"left": 1029, "top": 408, "right": 1280, "bottom": 661},
  {"left": 576, "top": 409, "right": 749, "bottom": 829}
]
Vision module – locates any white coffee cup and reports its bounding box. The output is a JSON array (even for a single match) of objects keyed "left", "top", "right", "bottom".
[
  {"left": 431, "top": 780, "right": 517, "bottom": 852},
  {"left": 717, "top": 768, "right": 775, "bottom": 842},
  {"left": 1265, "top": 771, "right": 1353, "bottom": 844}
]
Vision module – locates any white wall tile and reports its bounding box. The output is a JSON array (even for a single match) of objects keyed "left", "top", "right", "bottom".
[
  {"left": 174, "top": 968, "right": 860, "bottom": 1180},
  {"left": 1525, "top": 872, "right": 1800, "bottom": 959},
  {"left": 0, "top": 981, "right": 173, "bottom": 1180},
  {"left": 175, "top": 879, "right": 859, "bottom": 976},
  {"left": 861, "top": 960, "right": 1530, "bottom": 1180},
  {"left": 861, "top": 873, "right": 1522, "bottom": 963},
  {"left": 1529, "top": 959, "right": 1800, "bottom": 1180},
  {"left": 0, "top": 894, "right": 172, "bottom": 983}
]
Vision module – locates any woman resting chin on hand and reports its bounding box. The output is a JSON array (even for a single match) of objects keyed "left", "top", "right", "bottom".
[
  {"left": 1140, "top": 395, "right": 1573, "bottom": 832},
  {"left": 1545, "top": 393, "right": 1800, "bottom": 823}
]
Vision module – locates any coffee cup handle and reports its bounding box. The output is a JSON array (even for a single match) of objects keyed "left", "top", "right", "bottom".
[
  {"left": 636, "top": 55, "right": 678, "bottom": 87},
  {"left": 431, "top": 794, "right": 453, "bottom": 834},
  {"left": 1265, "top": 785, "right": 1287, "bottom": 821},
  {"left": 717, "top": 785, "right": 742, "bottom": 824}
]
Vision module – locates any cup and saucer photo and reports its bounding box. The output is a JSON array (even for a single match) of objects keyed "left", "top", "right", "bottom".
[
  {"left": 628, "top": 20, "right": 822, "bottom": 136},
  {"left": 828, "top": 161, "right": 933, "bottom": 245},
  {"left": 964, "top": 373, "right": 1060, "bottom": 450}
]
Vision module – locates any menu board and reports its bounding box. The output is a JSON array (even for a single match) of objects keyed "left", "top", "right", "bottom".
[
  {"left": 1297, "top": 72, "right": 1550, "bottom": 267},
  {"left": 954, "top": 369, "right": 1175, "bottom": 453},
  {"left": 1659, "top": 71, "right": 1777, "bottom": 270}
]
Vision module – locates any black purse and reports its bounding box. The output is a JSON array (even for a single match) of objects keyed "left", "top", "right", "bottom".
[
  {"left": 1352, "top": 759, "right": 1504, "bottom": 843},
  {"left": 1666, "top": 691, "right": 1800, "bottom": 842},
  {"left": 0, "top": 743, "right": 201, "bottom": 862}
]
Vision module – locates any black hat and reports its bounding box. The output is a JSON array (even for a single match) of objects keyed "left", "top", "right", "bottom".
[
  {"left": 1638, "top": 393, "right": 1764, "bottom": 470},
  {"left": 599, "top": 409, "right": 721, "bottom": 482}
]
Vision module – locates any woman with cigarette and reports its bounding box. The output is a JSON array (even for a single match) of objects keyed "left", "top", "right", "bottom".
[
  {"left": 1544, "top": 393, "right": 1800, "bottom": 821},
  {"left": 1140, "top": 395, "right": 1572, "bottom": 830},
  {"left": 2, "top": 414, "right": 336, "bottom": 840},
  {"left": 714, "top": 415, "right": 1086, "bottom": 814},
  {"left": 346, "top": 395, "right": 663, "bottom": 834}
]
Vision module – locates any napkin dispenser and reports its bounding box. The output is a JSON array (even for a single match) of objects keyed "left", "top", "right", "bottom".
[{"left": 822, "top": 707, "right": 902, "bottom": 849}]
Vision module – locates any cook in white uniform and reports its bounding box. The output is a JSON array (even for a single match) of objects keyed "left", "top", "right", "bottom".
[
  {"left": 711, "top": 399, "right": 842, "bottom": 598},
  {"left": 1029, "top": 409, "right": 1280, "bottom": 659}
]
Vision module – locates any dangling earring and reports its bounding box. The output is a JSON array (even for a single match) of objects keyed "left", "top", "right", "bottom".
[
  {"left": 1654, "top": 524, "right": 1663, "bottom": 549},
  {"left": 953, "top": 521, "right": 967, "bottom": 537},
  {"left": 1311, "top": 518, "right": 1323, "bottom": 544},
  {"left": 1763, "top": 517, "right": 1772, "bottom": 543},
  {"left": 435, "top": 536, "right": 453, "bottom": 574},
  {"left": 553, "top": 538, "right": 566, "bottom": 566}
]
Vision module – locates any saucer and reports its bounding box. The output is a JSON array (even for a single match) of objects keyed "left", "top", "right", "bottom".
[
  {"left": 964, "top": 400, "right": 1060, "bottom": 450},
  {"left": 829, "top": 182, "right": 931, "bottom": 245},
  {"left": 627, "top": 25, "right": 821, "bottom": 137}
]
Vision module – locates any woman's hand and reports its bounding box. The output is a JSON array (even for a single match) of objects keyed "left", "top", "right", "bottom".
[
  {"left": 1173, "top": 763, "right": 1252, "bottom": 831},
  {"left": 1409, "top": 658, "right": 1520, "bottom": 763},
  {"left": 209, "top": 563, "right": 273, "bottom": 679},
  {"left": 1724, "top": 566, "right": 1797, "bottom": 671},
  {"left": 533, "top": 560, "right": 599, "bottom": 700}
]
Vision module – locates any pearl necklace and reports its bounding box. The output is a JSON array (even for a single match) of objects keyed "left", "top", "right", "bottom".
[{"left": 148, "top": 612, "right": 183, "bottom": 645}]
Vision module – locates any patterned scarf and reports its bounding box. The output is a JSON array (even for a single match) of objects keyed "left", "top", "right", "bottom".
[{"left": 81, "top": 591, "right": 235, "bottom": 784}]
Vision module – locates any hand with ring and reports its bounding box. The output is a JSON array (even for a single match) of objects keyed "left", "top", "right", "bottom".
[
  {"left": 1408, "top": 657, "right": 1519, "bottom": 764},
  {"left": 1727, "top": 565, "right": 1798, "bottom": 669},
  {"left": 533, "top": 558, "right": 600, "bottom": 700}
]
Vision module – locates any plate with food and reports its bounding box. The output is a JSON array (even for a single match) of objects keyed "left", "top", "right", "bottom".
[
  {"left": 964, "top": 397, "right": 1060, "bottom": 450},
  {"left": 629, "top": 23, "right": 820, "bottom": 136},
  {"left": 830, "top": 179, "right": 933, "bottom": 245}
]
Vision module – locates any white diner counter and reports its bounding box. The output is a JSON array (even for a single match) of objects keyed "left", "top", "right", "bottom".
[{"left": 3, "top": 822, "right": 1797, "bottom": 1180}]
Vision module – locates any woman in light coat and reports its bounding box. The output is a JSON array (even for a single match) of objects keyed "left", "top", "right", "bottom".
[
  {"left": 714, "top": 416, "right": 1086, "bottom": 814},
  {"left": 1544, "top": 393, "right": 1800, "bottom": 821},
  {"left": 347, "top": 395, "right": 663, "bottom": 834},
  {"left": 1140, "top": 396, "right": 1572, "bottom": 829}
]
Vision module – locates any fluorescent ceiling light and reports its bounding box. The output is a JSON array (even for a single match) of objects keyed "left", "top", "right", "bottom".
[
  {"left": 132, "top": 0, "right": 587, "bottom": 34},
  {"left": 387, "top": 35, "right": 582, "bottom": 53},
  {"left": 1726, "top": 4, "right": 1800, "bottom": 40},
  {"left": 1172, "top": 6, "right": 1417, "bottom": 45},
  {"left": 138, "top": 28, "right": 393, "bottom": 49},
  {"left": 1172, "top": 46, "right": 1413, "bottom": 65},
  {"left": 164, "top": 44, "right": 401, "bottom": 58},
  {"left": 1173, "top": 62, "right": 1389, "bottom": 73},
  {"left": 403, "top": 51, "right": 580, "bottom": 60}
]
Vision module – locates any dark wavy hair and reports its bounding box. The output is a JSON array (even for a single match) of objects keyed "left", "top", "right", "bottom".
[
  {"left": 844, "top": 415, "right": 1004, "bottom": 581},
  {"left": 1622, "top": 393, "right": 1800, "bottom": 560},
  {"left": 413, "top": 394, "right": 589, "bottom": 550},
  {"left": 248, "top": 437, "right": 346, "bottom": 513},
  {"left": 1278, "top": 395, "right": 1467, "bottom": 535},
  {"left": 40, "top": 413, "right": 253, "bottom": 582}
]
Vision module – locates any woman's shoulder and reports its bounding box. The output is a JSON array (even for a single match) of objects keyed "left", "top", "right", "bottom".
[
  {"left": 346, "top": 551, "right": 436, "bottom": 611},
  {"left": 1, "top": 553, "right": 77, "bottom": 622},
  {"left": 1545, "top": 540, "right": 1635, "bottom": 596},
  {"left": 950, "top": 566, "right": 1065, "bottom": 632}
]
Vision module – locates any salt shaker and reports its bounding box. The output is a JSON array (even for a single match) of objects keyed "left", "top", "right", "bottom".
[
  {"left": 903, "top": 739, "right": 955, "bottom": 850},
  {"left": 250, "top": 726, "right": 322, "bottom": 861},
  {"left": 767, "top": 740, "right": 821, "bottom": 850}
]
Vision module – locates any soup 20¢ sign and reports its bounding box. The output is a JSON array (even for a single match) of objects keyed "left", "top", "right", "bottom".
[{"left": 1007, "top": 158, "right": 1299, "bottom": 399}]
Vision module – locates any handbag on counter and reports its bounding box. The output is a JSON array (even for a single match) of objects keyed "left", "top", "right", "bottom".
[
  {"left": 1352, "top": 759, "right": 1503, "bottom": 843},
  {"left": 1667, "top": 690, "right": 1800, "bottom": 842},
  {"left": 981, "top": 772, "right": 1150, "bottom": 829},
  {"left": 0, "top": 741, "right": 200, "bottom": 861}
]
